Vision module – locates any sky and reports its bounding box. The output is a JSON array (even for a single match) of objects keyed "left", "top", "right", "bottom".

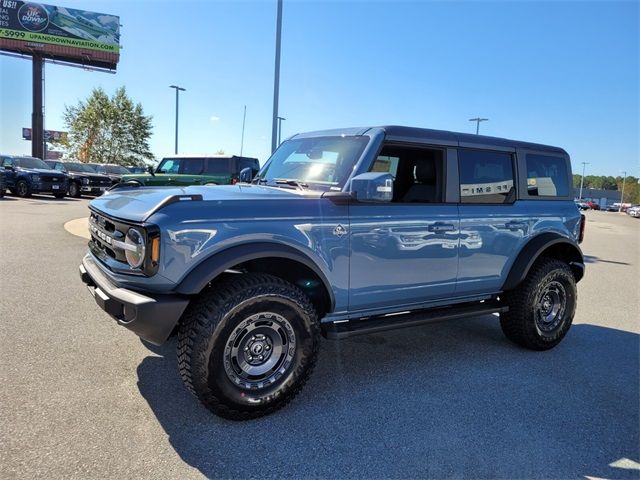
[{"left": 0, "top": 0, "right": 638, "bottom": 176}]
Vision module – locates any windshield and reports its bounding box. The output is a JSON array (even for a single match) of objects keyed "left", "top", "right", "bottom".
[
  {"left": 157, "top": 157, "right": 208, "bottom": 175},
  {"left": 105, "top": 165, "right": 130, "bottom": 174},
  {"left": 257, "top": 136, "right": 369, "bottom": 189},
  {"left": 65, "top": 163, "right": 97, "bottom": 173},
  {"left": 14, "top": 157, "right": 50, "bottom": 169}
]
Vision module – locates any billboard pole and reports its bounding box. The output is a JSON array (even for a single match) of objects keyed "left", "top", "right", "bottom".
[
  {"left": 32, "top": 54, "right": 44, "bottom": 159},
  {"left": 271, "top": 0, "right": 283, "bottom": 154}
]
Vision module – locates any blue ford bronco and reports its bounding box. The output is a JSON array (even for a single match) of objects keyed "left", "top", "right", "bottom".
[{"left": 80, "top": 126, "right": 585, "bottom": 419}]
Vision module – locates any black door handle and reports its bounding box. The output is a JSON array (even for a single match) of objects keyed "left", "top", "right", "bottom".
[{"left": 428, "top": 223, "right": 455, "bottom": 233}]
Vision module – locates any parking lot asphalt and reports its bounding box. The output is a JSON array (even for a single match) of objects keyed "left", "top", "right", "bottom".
[{"left": 1, "top": 197, "right": 638, "bottom": 479}]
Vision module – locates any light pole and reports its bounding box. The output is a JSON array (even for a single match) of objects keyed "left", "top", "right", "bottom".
[
  {"left": 579, "top": 162, "right": 589, "bottom": 200},
  {"left": 240, "top": 105, "right": 247, "bottom": 157},
  {"left": 277, "top": 116, "right": 286, "bottom": 145},
  {"left": 469, "top": 117, "right": 488, "bottom": 134},
  {"left": 169, "top": 85, "right": 186, "bottom": 154},
  {"left": 271, "top": 0, "right": 283, "bottom": 154},
  {"left": 619, "top": 171, "right": 627, "bottom": 212}
]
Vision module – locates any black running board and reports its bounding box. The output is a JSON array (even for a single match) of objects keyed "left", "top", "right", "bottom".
[{"left": 324, "top": 302, "right": 508, "bottom": 339}]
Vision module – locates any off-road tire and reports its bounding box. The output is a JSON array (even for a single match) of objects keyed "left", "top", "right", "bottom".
[
  {"left": 177, "top": 273, "right": 320, "bottom": 420},
  {"left": 15, "top": 180, "right": 31, "bottom": 198},
  {"left": 68, "top": 181, "right": 81, "bottom": 198},
  {"left": 500, "top": 257, "right": 576, "bottom": 350}
]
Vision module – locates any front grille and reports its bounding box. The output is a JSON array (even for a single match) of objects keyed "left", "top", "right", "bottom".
[
  {"left": 41, "top": 175, "right": 65, "bottom": 182},
  {"left": 89, "top": 211, "right": 129, "bottom": 263},
  {"left": 89, "top": 177, "right": 112, "bottom": 187}
]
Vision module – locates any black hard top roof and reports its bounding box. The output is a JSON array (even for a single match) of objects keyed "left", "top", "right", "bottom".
[
  {"left": 379, "top": 125, "right": 567, "bottom": 154},
  {"left": 293, "top": 125, "right": 567, "bottom": 155}
]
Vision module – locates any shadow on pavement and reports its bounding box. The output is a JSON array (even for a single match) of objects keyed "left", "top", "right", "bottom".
[
  {"left": 136, "top": 318, "right": 639, "bottom": 479},
  {"left": 584, "top": 255, "right": 631, "bottom": 266}
]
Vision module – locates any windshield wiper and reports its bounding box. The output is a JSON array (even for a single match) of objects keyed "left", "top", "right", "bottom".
[{"left": 274, "top": 178, "right": 308, "bottom": 190}]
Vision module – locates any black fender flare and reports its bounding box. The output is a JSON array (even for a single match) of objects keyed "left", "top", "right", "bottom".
[
  {"left": 502, "top": 233, "right": 584, "bottom": 291},
  {"left": 174, "top": 242, "right": 336, "bottom": 311}
]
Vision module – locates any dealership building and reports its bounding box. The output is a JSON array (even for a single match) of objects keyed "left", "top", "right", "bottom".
[{"left": 574, "top": 188, "right": 623, "bottom": 206}]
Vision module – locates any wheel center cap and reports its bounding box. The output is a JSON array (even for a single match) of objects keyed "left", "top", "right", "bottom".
[{"left": 251, "top": 343, "right": 264, "bottom": 355}]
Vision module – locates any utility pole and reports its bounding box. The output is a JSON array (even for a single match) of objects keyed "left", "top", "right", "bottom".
[
  {"left": 579, "top": 162, "right": 589, "bottom": 200},
  {"left": 619, "top": 171, "right": 627, "bottom": 212},
  {"left": 469, "top": 117, "right": 488, "bottom": 135},
  {"left": 169, "top": 85, "right": 186, "bottom": 154},
  {"left": 240, "top": 105, "right": 247, "bottom": 157},
  {"left": 277, "top": 116, "right": 286, "bottom": 146},
  {"left": 271, "top": 0, "right": 283, "bottom": 154}
]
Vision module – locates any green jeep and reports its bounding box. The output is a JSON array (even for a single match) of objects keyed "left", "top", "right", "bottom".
[{"left": 119, "top": 155, "right": 260, "bottom": 187}]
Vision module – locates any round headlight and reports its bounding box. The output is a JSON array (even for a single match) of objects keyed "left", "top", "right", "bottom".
[
  {"left": 82, "top": 177, "right": 90, "bottom": 185},
  {"left": 31, "top": 174, "right": 40, "bottom": 182},
  {"left": 124, "top": 228, "right": 146, "bottom": 268}
]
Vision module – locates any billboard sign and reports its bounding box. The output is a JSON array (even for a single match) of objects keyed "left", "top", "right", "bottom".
[
  {"left": 0, "top": 1, "right": 120, "bottom": 69},
  {"left": 22, "top": 127, "right": 67, "bottom": 142}
]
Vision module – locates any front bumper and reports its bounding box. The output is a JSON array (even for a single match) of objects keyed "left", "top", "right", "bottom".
[
  {"left": 79, "top": 254, "right": 189, "bottom": 345},
  {"left": 81, "top": 185, "right": 110, "bottom": 195},
  {"left": 32, "top": 182, "right": 67, "bottom": 194}
]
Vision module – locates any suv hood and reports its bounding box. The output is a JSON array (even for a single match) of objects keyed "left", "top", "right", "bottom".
[
  {"left": 89, "top": 184, "right": 317, "bottom": 222},
  {"left": 17, "top": 167, "right": 65, "bottom": 175}
]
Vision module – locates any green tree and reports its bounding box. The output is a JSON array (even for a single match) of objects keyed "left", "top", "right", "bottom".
[
  {"left": 63, "top": 87, "right": 153, "bottom": 166},
  {"left": 617, "top": 176, "right": 640, "bottom": 204}
]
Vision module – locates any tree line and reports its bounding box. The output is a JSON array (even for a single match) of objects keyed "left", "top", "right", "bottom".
[{"left": 573, "top": 175, "right": 640, "bottom": 203}]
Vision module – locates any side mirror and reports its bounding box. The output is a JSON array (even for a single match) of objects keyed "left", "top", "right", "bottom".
[
  {"left": 239, "top": 167, "right": 253, "bottom": 183},
  {"left": 350, "top": 172, "right": 394, "bottom": 203},
  {"left": 147, "top": 165, "right": 155, "bottom": 176}
]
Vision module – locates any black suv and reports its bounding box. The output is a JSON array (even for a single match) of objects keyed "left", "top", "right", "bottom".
[
  {"left": 87, "top": 163, "right": 132, "bottom": 185},
  {"left": 45, "top": 161, "right": 112, "bottom": 198}
]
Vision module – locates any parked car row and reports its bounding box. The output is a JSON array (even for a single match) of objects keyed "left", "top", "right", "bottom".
[
  {"left": 575, "top": 198, "right": 639, "bottom": 217},
  {"left": 0, "top": 154, "right": 154, "bottom": 199},
  {"left": 574, "top": 199, "right": 600, "bottom": 210}
]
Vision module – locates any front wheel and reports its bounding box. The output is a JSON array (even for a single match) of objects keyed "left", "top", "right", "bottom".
[
  {"left": 177, "top": 273, "right": 320, "bottom": 420},
  {"left": 500, "top": 258, "right": 576, "bottom": 350},
  {"left": 68, "top": 181, "right": 81, "bottom": 198},
  {"left": 15, "top": 180, "right": 31, "bottom": 198}
]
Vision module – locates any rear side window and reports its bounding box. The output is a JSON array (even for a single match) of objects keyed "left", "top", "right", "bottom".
[
  {"left": 205, "top": 159, "right": 232, "bottom": 174},
  {"left": 458, "top": 149, "right": 515, "bottom": 204},
  {"left": 182, "top": 158, "right": 204, "bottom": 175},
  {"left": 526, "top": 154, "right": 569, "bottom": 197}
]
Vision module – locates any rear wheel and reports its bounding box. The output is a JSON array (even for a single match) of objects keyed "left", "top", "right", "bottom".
[
  {"left": 177, "top": 273, "right": 320, "bottom": 420},
  {"left": 500, "top": 258, "right": 576, "bottom": 350},
  {"left": 15, "top": 180, "right": 31, "bottom": 198}
]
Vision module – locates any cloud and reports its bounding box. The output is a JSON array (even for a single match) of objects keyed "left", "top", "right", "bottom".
[{"left": 210, "top": 116, "right": 220, "bottom": 122}]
